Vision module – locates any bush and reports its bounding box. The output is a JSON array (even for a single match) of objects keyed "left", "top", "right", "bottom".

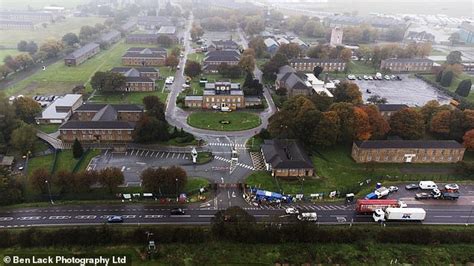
[{"left": 440, "top": 70, "right": 454, "bottom": 87}]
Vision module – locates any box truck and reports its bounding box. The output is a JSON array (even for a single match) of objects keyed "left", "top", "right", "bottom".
[
  {"left": 373, "top": 207, "right": 426, "bottom": 222},
  {"left": 355, "top": 199, "right": 407, "bottom": 214}
]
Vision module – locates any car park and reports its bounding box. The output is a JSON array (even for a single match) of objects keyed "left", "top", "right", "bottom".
[
  {"left": 285, "top": 207, "right": 299, "bottom": 214},
  {"left": 405, "top": 184, "right": 419, "bottom": 190},
  {"left": 415, "top": 192, "right": 433, "bottom": 200},
  {"left": 170, "top": 208, "right": 185, "bottom": 215},
  {"left": 107, "top": 215, "right": 124, "bottom": 223}
]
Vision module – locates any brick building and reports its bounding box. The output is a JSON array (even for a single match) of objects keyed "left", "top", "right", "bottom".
[
  {"left": 207, "top": 40, "right": 240, "bottom": 51},
  {"left": 184, "top": 82, "right": 255, "bottom": 110},
  {"left": 60, "top": 104, "right": 143, "bottom": 143},
  {"left": 110, "top": 67, "right": 157, "bottom": 92},
  {"left": 99, "top": 30, "right": 121, "bottom": 46},
  {"left": 122, "top": 47, "right": 167, "bottom": 66},
  {"left": 0, "top": 20, "right": 35, "bottom": 30},
  {"left": 380, "top": 58, "right": 433, "bottom": 72},
  {"left": 64, "top": 43, "right": 100, "bottom": 66},
  {"left": 289, "top": 58, "right": 346, "bottom": 72},
  {"left": 261, "top": 139, "right": 314, "bottom": 178},
  {"left": 351, "top": 140, "right": 465, "bottom": 163},
  {"left": 202, "top": 50, "right": 240, "bottom": 73}
]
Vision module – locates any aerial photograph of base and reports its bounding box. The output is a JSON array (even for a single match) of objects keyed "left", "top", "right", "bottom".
[{"left": 0, "top": 0, "right": 473, "bottom": 264}]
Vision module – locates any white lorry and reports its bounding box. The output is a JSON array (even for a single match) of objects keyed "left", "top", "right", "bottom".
[
  {"left": 373, "top": 207, "right": 426, "bottom": 222},
  {"left": 297, "top": 212, "right": 317, "bottom": 221}
]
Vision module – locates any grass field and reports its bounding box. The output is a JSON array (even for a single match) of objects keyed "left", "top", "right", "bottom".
[
  {"left": 1, "top": 243, "right": 472, "bottom": 265},
  {"left": 424, "top": 73, "right": 474, "bottom": 102},
  {"left": 348, "top": 60, "right": 377, "bottom": 74},
  {"left": 246, "top": 145, "right": 462, "bottom": 196},
  {"left": 187, "top": 111, "right": 261, "bottom": 131},
  {"left": 184, "top": 177, "right": 210, "bottom": 192},
  {"left": 27, "top": 149, "right": 101, "bottom": 175},
  {"left": 5, "top": 41, "right": 171, "bottom": 97},
  {"left": 0, "top": 17, "right": 106, "bottom": 48},
  {"left": 187, "top": 52, "right": 204, "bottom": 63},
  {"left": 36, "top": 124, "right": 60, "bottom": 134},
  {"left": 90, "top": 90, "right": 168, "bottom": 105}
]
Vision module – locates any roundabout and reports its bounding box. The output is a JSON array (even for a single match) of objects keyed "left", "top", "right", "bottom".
[{"left": 187, "top": 111, "right": 262, "bottom": 131}]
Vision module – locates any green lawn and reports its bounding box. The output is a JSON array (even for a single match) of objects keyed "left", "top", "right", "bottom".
[
  {"left": 0, "top": 17, "right": 106, "bottom": 48},
  {"left": 184, "top": 177, "right": 210, "bottom": 192},
  {"left": 1, "top": 243, "right": 472, "bottom": 265},
  {"left": 430, "top": 49, "right": 448, "bottom": 56},
  {"left": 247, "top": 145, "right": 463, "bottom": 197},
  {"left": 196, "top": 151, "right": 212, "bottom": 164},
  {"left": 36, "top": 124, "right": 60, "bottom": 134},
  {"left": 423, "top": 73, "right": 474, "bottom": 102},
  {"left": 26, "top": 153, "right": 54, "bottom": 175},
  {"left": 90, "top": 90, "right": 168, "bottom": 105},
  {"left": 187, "top": 52, "right": 204, "bottom": 63},
  {"left": 27, "top": 149, "right": 101, "bottom": 175},
  {"left": 348, "top": 60, "right": 377, "bottom": 74},
  {"left": 6, "top": 41, "right": 169, "bottom": 97},
  {"left": 246, "top": 136, "right": 264, "bottom": 152},
  {"left": 187, "top": 111, "right": 261, "bottom": 131}
]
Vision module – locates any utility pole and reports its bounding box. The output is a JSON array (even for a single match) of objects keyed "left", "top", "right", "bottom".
[{"left": 45, "top": 180, "right": 54, "bottom": 205}]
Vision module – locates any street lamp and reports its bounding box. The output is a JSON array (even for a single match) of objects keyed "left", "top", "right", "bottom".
[
  {"left": 45, "top": 180, "right": 54, "bottom": 205},
  {"left": 175, "top": 178, "right": 179, "bottom": 203}
]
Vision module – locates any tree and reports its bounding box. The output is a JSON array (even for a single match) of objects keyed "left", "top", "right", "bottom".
[
  {"left": 98, "top": 167, "right": 124, "bottom": 193},
  {"left": 262, "top": 53, "right": 288, "bottom": 81},
  {"left": 133, "top": 116, "right": 170, "bottom": 143},
  {"left": 440, "top": 70, "right": 454, "bottom": 87},
  {"left": 0, "top": 167, "right": 23, "bottom": 205},
  {"left": 366, "top": 95, "right": 387, "bottom": 104},
  {"left": 463, "top": 109, "right": 474, "bottom": 130},
  {"left": 140, "top": 166, "right": 187, "bottom": 196},
  {"left": 72, "top": 139, "right": 84, "bottom": 159},
  {"left": 333, "top": 81, "right": 363, "bottom": 105},
  {"left": 14, "top": 53, "right": 34, "bottom": 70},
  {"left": 39, "top": 39, "right": 63, "bottom": 59},
  {"left": 276, "top": 43, "right": 301, "bottom": 59},
  {"left": 463, "top": 129, "right": 474, "bottom": 150},
  {"left": 90, "top": 71, "right": 126, "bottom": 92},
  {"left": 13, "top": 96, "right": 41, "bottom": 123},
  {"left": 29, "top": 168, "right": 50, "bottom": 193},
  {"left": 389, "top": 108, "right": 424, "bottom": 140},
  {"left": 329, "top": 102, "right": 357, "bottom": 142},
  {"left": 248, "top": 37, "right": 267, "bottom": 58},
  {"left": 143, "top": 95, "right": 166, "bottom": 121},
  {"left": 165, "top": 55, "right": 179, "bottom": 69},
  {"left": 307, "top": 44, "right": 331, "bottom": 59},
  {"left": 4, "top": 55, "right": 20, "bottom": 72},
  {"left": 184, "top": 60, "right": 202, "bottom": 78},
  {"left": 0, "top": 65, "right": 12, "bottom": 79},
  {"left": 446, "top": 51, "right": 462, "bottom": 65},
  {"left": 455, "top": 79, "right": 472, "bottom": 97},
  {"left": 360, "top": 105, "right": 390, "bottom": 139},
  {"left": 10, "top": 124, "right": 36, "bottom": 154},
  {"left": 313, "top": 65, "right": 323, "bottom": 79},
  {"left": 430, "top": 109, "right": 465, "bottom": 141},
  {"left": 62, "top": 33, "right": 80, "bottom": 46},
  {"left": 420, "top": 100, "right": 445, "bottom": 126},
  {"left": 0, "top": 93, "right": 19, "bottom": 150},
  {"left": 312, "top": 111, "right": 340, "bottom": 146},
  {"left": 157, "top": 35, "right": 174, "bottom": 47},
  {"left": 79, "top": 25, "right": 98, "bottom": 41},
  {"left": 353, "top": 107, "right": 372, "bottom": 140},
  {"left": 218, "top": 63, "right": 242, "bottom": 79},
  {"left": 238, "top": 50, "right": 256, "bottom": 73},
  {"left": 17, "top": 40, "right": 28, "bottom": 52},
  {"left": 244, "top": 17, "right": 265, "bottom": 35},
  {"left": 435, "top": 69, "right": 443, "bottom": 82},
  {"left": 339, "top": 48, "right": 352, "bottom": 62},
  {"left": 448, "top": 32, "right": 460, "bottom": 46},
  {"left": 190, "top": 23, "right": 204, "bottom": 41}
]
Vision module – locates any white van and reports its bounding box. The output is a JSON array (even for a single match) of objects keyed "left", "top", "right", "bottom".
[
  {"left": 220, "top": 106, "right": 231, "bottom": 112},
  {"left": 419, "top": 181, "right": 438, "bottom": 190},
  {"left": 297, "top": 212, "right": 317, "bottom": 221}
]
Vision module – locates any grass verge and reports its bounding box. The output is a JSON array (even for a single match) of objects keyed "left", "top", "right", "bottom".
[{"left": 187, "top": 111, "right": 261, "bottom": 131}]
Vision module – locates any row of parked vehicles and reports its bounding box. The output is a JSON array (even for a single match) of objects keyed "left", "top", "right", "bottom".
[
  {"left": 408, "top": 181, "right": 460, "bottom": 200},
  {"left": 347, "top": 73, "right": 403, "bottom": 81}
]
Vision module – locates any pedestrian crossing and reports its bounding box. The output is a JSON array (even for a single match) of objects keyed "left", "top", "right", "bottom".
[
  {"left": 208, "top": 143, "right": 247, "bottom": 148},
  {"left": 214, "top": 156, "right": 255, "bottom": 170},
  {"left": 243, "top": 204, "right": 352, "bottom": 211}
]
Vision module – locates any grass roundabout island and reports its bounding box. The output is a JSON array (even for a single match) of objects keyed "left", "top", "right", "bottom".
[{"left": 187, "top": 111, "right": 261, "bottom": 131}]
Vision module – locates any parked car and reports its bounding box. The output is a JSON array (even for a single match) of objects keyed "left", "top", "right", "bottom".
[
  {"left": 170, "top": 208, "right": 185, "bottom": 215},
  {"left": 107, "top": 215, "right": 124, "bottom": 223},
  {"left": 405, "top": 184, "right": 419, "bottom": 190},
  {"left": 415, "top": 192, "right": 433, "bottom": 200},
  {"left": 388, "top": 186, "right": 399, "bottom": 193},
  {"left": 182, "top": 84, "right": 190, "bottom": 89},
  {"left": 384, "top": 75, "right": 391, "bottom": 80},
  {"left": 285, "top": 207, "right": 299, "bottom": 214},
  {"left": 419, "top": 181, "right": 438, "bottom": 190},
  {"left": 221, "top": 106, "right": 231, "bottom": 112},
  {"left": 357, "top": 76, "right": 362, "bottom": 80},
  {"left": 444, "top": 183, "right": 459, "bottom": 191}
]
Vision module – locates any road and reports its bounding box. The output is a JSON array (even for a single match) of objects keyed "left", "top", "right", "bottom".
[{"left": 0, "top": 202, "right": 472, "bottom": 228}]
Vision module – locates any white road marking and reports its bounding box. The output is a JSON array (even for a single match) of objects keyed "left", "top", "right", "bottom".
[
  {"left": 166, "top": 153, "right": 170, "bottom": 158},
  {"left": 434, "top": 216, "right": 452, "bottom": 218},
  {"left": 144, "top": 215, "right": 164, "bottom": 219},
  {"left": 17, "top": 216, "right": 41, "bottom": 220},
  {"left": 169, "top": 215, "right": 191, "bottom": 218},
  {"left": 49, "top": 216, "right": 71, "bottom": 220},
  {"left": 0, "top": 217, "right": 15, "bottom": 221},
  {"left": 198, "top": 215, "right": 214, "bottom": 218},
  {"left": 75, "top": 215, "right": 97, "bottom": 219}
]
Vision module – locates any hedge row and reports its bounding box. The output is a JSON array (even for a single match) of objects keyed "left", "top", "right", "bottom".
[{"left": 0, "top": 225, "right": 473, "bottom": 248}]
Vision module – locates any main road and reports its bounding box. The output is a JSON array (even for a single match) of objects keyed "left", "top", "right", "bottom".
[{"left": 0, "top": 203, "right": 472, "bottom": 228}]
